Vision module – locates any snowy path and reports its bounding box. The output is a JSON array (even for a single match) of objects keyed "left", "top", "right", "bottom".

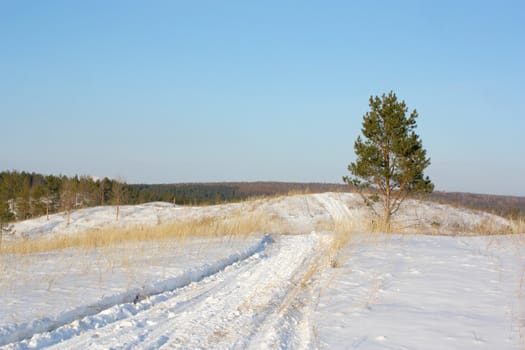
[{"left": 3, "top": 234, "right": 330, "bottom": 349}]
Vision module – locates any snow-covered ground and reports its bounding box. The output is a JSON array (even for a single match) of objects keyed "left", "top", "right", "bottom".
[
  {"left": 1, "top": 193, "right": 523, "bottom": 349},
  {"left": 315, "top": 233, "right": 525, "bottom": 349},
  {"left": 6, "top": 193, "right": 513, "bottom": 241}
]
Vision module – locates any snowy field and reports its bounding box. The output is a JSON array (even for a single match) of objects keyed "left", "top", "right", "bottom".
[
  {"left": 1, "top": 193, "right": 523, "bottom": 349},
  {"left": 316, "top": 234, "right": 525, "bottom": 349}
]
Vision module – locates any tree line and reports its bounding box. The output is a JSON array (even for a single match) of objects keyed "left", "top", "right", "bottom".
[
  {"left": 0, "top": 170, "right": 355, "bottom": 227},
  {"left": 0, "top": 171, "right": 129, "bottom": 225},
  {"left": 0, "top": 171, "right": 259, "bottom": 225}
]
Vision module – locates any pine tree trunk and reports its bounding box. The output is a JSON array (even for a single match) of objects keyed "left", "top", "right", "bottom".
[
  {"left": 384, "top": 209, "right": 391, "bottom": 231},
  {"left": 384, "top": 188, "right": 392, "bottom": 231}
]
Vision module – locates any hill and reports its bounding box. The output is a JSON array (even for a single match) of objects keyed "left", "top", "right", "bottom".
[
  {"left": 2, "top": 193, "right": 524, "bottom": 348},
  {"left": 130, "top": 182, "right": 525, "bottom": 219}
]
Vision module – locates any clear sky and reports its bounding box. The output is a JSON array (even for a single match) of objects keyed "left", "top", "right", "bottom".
[{"left": 1, "top": 1, "right": 524, "bottom": 196}]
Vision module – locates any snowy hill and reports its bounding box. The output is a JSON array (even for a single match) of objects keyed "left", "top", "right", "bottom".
[
  {"left": 6, "top": 193, "right": 514, "bottom": 240},
  {"left": 1, "top": 193, "right": 523, "bottom": 349}
]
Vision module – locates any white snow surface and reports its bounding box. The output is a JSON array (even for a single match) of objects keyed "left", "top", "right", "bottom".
[
  {"left": 315, "top": 234, "right": 525, "bottom": 349},
  {"left": 1, "top": 193, "right": 524, "bottom": 349}
]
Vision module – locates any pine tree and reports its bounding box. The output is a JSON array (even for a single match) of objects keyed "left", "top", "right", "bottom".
[{"left": 343, "top": 91, "right": 434, "bottom": 227}]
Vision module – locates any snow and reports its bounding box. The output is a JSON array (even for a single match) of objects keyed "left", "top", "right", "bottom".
[
  {"left": 1, "top": 193, "right": 524, "bottom": 349},
  {"left": 315, "top": 234, "right": 525, "bottom": 349},
  {"left": 0, "top": 235, "right": 272, "bottom": 346},
  {"left": 8, "top": 193, "right": 512, "bottom": 241}
]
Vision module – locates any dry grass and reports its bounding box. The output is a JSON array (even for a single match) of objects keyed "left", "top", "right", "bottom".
[
  {"left": 445, "top": 216, "right": 524, "bottom": 236},
  {"left": 286, "top": 188, "right": 314, "bottom": 196},
  {"left": 0, "top": 211, "right": 284, "bottom": 255},
  {"left": 469, "top": 218, "right": 513, "bottom": 235},
  {"left": 391, "top": 215, "right": 524, "bottom": 236},
  {"left": 511, "top": 217, "right": 525, "bottom": 234},
  {"left": 4, "top": 192, "right": 524, "bottom": 255},
  {"left": 320, "top": 217, "right": 365, "bottom": 268}
]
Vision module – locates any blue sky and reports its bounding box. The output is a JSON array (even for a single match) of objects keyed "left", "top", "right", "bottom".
[{"left": 1, "top": 1, "right": 524, "bottom": 196}]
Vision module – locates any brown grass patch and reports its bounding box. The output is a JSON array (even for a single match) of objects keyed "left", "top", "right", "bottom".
[{"left": 0, "top": 211, "right": 283, "bottom": 255}]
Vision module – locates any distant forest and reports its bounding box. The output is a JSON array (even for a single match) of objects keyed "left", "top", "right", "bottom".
[
  {"left": 426, "top": 191, "right": 525, "bottom": 220},
  {"left": 1, "top": 170, "right": 523, "bottom": 225},
  {"left": 0, "top": 171, "right": 128, "bottom": 223},
  {"left": 130, "top": 182, "right": 351, "bottom": 205}
]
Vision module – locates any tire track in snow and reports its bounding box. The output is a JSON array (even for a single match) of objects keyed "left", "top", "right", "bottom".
[
  {"left": 48, "top": 251, "right": 267, "bottom": 350},
  {"left": 312, "top": 193, "right": 352, "bottom": 222},
  {"left": 146, "top": 233, "right": 329, "bottom": 349},
  {"left": 0, "top": 235, "right": 273, "bottom": 348},
  {"left": 4, "top": 234, "right": 330, "bottom": 350}
]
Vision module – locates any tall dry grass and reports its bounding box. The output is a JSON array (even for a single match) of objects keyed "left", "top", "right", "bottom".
[
  {"left": 0, "top": 211, "right": 272, "bottom": 255},
  {"left": 4, "top": 192, "right": 523, "bottom": 256},
  {"left": 0, "top": 205, "right": 318, "bottom": 255},
  {"left": 511, "top": 217, "right": 525, "bottom": 234}
]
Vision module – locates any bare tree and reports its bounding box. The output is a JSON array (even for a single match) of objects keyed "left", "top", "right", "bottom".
[
  {"left": 112, "top": 177, "right": 127, "bottom": 221},
  {"left": 60, "top": 177, "right": 77, "bottom": 226}
]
